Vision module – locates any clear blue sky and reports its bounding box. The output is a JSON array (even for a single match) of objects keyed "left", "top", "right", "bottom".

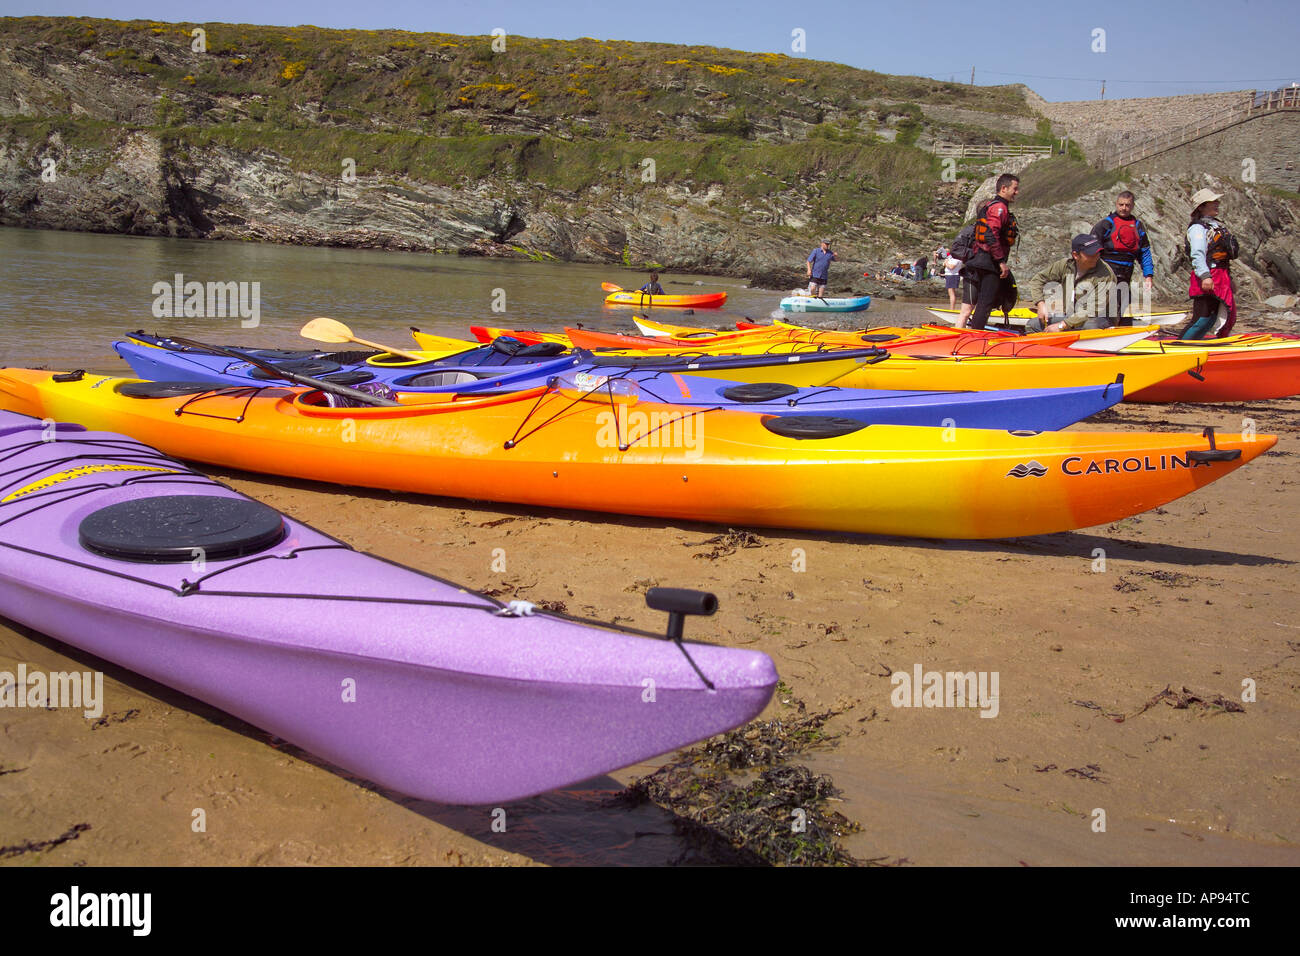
[{"left": 3, "top": 0, "right": 1296, "bottom": 101}]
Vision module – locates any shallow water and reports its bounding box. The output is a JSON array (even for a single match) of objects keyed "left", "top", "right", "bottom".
[{"left": 0, "top": 225, "right": 933, "bottom": 373}]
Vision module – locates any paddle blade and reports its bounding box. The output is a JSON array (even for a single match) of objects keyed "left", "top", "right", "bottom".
[
  {"left": 601, "top": 282, "right": 624, "bottom": 293},
  {"left": 300, "top": 317, "right": 355, "bottom": 344}
]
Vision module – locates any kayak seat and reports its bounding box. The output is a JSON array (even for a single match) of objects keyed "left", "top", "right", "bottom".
[
  {"left": 398, "top": 370, "right": 485, "bottom": 387},
  {"left": 722, "top": 382, "right": 800, "bottom": 403},
  {"left": 79, "top": 495, "right": 287, "bottom": 563},
  {"left": 762, "top": 416, "right": 868, "bottom": 439},
  {"left": 116, "top": 381, "right": 219, "bottom": 399}
]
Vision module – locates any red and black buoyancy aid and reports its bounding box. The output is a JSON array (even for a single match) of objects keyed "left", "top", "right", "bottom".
[
  {"left": 1105, "top": 215, "right": 1142, "bottom": 254},
  {"left": 974, "top": 198, "right": 1018, "bottom": 252},
  {"left": 1185, "top": 218, "right": 1240, "bottom": 268}
]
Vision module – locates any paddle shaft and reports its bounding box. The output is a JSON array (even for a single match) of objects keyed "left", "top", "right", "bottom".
[{"left": 167, "top": 336, "right": 400, "bottom": 407}]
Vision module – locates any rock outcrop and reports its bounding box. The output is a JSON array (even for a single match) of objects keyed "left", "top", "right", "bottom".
[{"left": 964, "top": 168, "right": 1300, "bottom": 302}]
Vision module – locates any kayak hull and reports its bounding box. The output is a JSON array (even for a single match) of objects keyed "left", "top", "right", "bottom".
[
  {"left": 926, "top": 308, "right": 1188, "bottom": 327},
  {"left": 605, "top": 291, "right": 727, "bottom": 308},
  {"left": 780, "top": 295, "right": 872, "bottom": 313},
  {"left": 0, "top": 371, "right": 1272, "bottom": 540},
  {"left": 0, "top": 411, "right": 776, "bottom": 804},
  {"left": 1126, "top": 346, "right": 1300, "bottom": 402}
]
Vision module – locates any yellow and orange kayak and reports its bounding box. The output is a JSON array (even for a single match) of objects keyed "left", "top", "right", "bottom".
[
  {"left": 604, "top": 290, "right": 727, "bottom": 308},
  {"left": 0, "top": 369, "right": 1271, "bottom": 540}
]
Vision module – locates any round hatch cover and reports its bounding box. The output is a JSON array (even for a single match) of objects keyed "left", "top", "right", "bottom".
[
  {"left": 721, "top": 382, "right": 800, "bottom": 403},
  {"left": 79, "top": 495, "right": 286, "bottom": 563},
  {"left": 115, "top": 381, "right": 215, "bottom": 398},
  {"left": 762, "top": 415, "right": 867, "bottom": 439}
]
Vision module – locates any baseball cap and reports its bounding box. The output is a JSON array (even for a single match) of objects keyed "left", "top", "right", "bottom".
[{"left": 1071, "top": 234, "right": 1103, "bottom": 255}]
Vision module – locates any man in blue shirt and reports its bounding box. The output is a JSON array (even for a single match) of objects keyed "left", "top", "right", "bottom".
[{"left": 806, "top": 239, "right": 837, "bottom": 295}]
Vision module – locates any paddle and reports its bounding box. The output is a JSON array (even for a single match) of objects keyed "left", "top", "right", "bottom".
[
  {"left": 601, "top": 282, "right": 624, "bottom": 293},
  {"left": 166, "top": 335, "right": 401, "bottom": 407},
  {"left": 299, "top": 317, "right": 426, "bottom": 362}
]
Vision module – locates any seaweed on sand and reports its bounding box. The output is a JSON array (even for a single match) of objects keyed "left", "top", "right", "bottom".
[{"left": 614, "top": 690, "right": 869, "bottom": 866}]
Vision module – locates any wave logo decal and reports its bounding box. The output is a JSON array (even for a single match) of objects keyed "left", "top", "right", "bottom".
[{"left": 1006, "top": 460, "right": 1049, "bottom": 479}]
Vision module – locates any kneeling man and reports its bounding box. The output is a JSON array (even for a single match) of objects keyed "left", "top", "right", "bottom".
[{"left": 1023, "top": 234, "right": 1118, "bottom": 333}]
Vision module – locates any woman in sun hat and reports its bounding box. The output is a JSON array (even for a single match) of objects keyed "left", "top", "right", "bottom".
[{"left": 1178, "top": 187, "right": 1240, "bottom": 339}]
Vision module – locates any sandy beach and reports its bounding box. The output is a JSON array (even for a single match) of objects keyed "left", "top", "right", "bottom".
[{"left": 2, "top": 380, "right": 1297, "bottom": 867}]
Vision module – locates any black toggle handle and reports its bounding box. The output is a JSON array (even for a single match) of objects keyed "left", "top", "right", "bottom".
[
  {"left": 646, "top": 587, "right": 718, "bottom": 642},
  {"left": 1187, "top": 425, "right": 1241, "bottom": 462}
]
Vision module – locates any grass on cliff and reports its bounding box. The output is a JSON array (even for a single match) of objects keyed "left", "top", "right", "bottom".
[
  {"left": 1016, "top": 157, "right": 1127, "bottom": 207},
  {"left": 177, "top": 124, "right": 940, "bottom": 222},
  {"left": 1, "top": 15, "right": 1037, "bottom": 144},
  {"left": 7, "top": 111, "right": 942, "bottom": 227}
]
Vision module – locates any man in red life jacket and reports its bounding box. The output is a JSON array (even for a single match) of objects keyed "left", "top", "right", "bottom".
[
  {"left": 1091, "top": 191, "right": 1154, "bottom": 323},
  {"left": 960, "top": 173, "right": 1019, "bottom": 330}
]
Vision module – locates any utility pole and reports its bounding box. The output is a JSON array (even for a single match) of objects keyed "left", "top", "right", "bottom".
[
  {"left": 970, "top": 66, "right": 975, "bottom": 85},
  {"left": 1100, "top": 80, "right": 1106, "bottom": 99}
]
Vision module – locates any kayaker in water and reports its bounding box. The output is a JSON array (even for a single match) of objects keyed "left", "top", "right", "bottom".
[
  {"left": 1175, "top": 188, "right": 1238, "bottom": 339},
  {"left": 806, "top": 239, "right": 837, "bottom": 295},
  {"left": 1091, "top": 191, "right": 1155, "bottom": 324},
  {"left": 639, "top": 272, "right": 665, "bottom": 295},
  {"left": 1022, "top": 234, "right": 1118, "bottom": 333},
  {"left": 961, "top": 173, "right": 1020, "bottom": 329}
]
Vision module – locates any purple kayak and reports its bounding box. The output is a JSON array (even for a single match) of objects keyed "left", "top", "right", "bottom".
[{"left": 0, "top": 410, "right": 776, "bottom": 804}]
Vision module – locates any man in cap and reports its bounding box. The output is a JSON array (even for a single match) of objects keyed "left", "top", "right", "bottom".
[
  {"left": 1022, "top": 234, "right": 1119, "bottom": 333},
  {"left": 806, "top": 239, "right": 837, "bottom": 296}
]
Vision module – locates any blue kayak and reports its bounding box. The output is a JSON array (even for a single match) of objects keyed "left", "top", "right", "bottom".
[
  {"left": 113, "top": 335, "right": 1126, "bottom": 431},
  {"left": 780, "top": 295, "right": 872, "bottom": 313}
]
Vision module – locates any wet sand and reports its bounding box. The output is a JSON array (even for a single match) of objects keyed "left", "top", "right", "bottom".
[{"left": 2, "top": 327, "right": 1298, "bottom": 866}]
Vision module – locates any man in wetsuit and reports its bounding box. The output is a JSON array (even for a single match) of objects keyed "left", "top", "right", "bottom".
[{"left": 960, "top": 173, "right": 1019, "bottom": 329}]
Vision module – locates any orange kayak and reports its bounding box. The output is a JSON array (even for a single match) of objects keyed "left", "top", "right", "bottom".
[
  {"left": 1125, "top": 344, "right": 1300, "bottom": 402},
  {"left": 0, "top": 369, "right": 1272, "bottom": 540},
  {"left": 605, "top": 290, "right": 727, "bottom": 308}
]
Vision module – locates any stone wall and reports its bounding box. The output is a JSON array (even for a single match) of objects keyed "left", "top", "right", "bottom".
[
  {"left": 1129, "top": 111, "right": 1300, "bottom": 193},
  {"left": 1034, "top": 90, "right": 1253, "bottom": 162},
  {"left": 915, "top": 103, "right": 1049, "bottom": 137}
]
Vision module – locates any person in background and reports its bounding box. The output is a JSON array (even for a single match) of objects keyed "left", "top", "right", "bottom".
[
  {"left": 1177, "top": 188, "right": 1238, "bottom": 339},
  {"left": 806, "top": 239, "right": 837, "bottom": 295},
  {"left": 1091, "top": 190, "right": 1155, "bottom": 323},
  {"left": 639, "top": 272, "right": 665, "bottom": 295},
  {"left": 912, "top": 254, "right": 928, "bottom": 280},
  {"left": 960, "top": 173, "right": 1020, "bottom": 329},
  {"left": 1022, "top": 234, "right": 1118, "bottom": 333},
  {"left": 943, "top": 252, "right": 962, "bottom": 310}
]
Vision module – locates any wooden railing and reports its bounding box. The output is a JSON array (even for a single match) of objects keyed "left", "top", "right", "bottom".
[
  {"left": 1102, "top": 87, "right": 1300, "bottom": 168},
  {"left": 932, "top": 143, "right": 1054, "bottom": 159}
]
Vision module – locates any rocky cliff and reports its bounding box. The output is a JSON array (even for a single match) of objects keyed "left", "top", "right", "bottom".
[{"left": 1, "top": 16, "right": 1297, "bottom": 300}]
